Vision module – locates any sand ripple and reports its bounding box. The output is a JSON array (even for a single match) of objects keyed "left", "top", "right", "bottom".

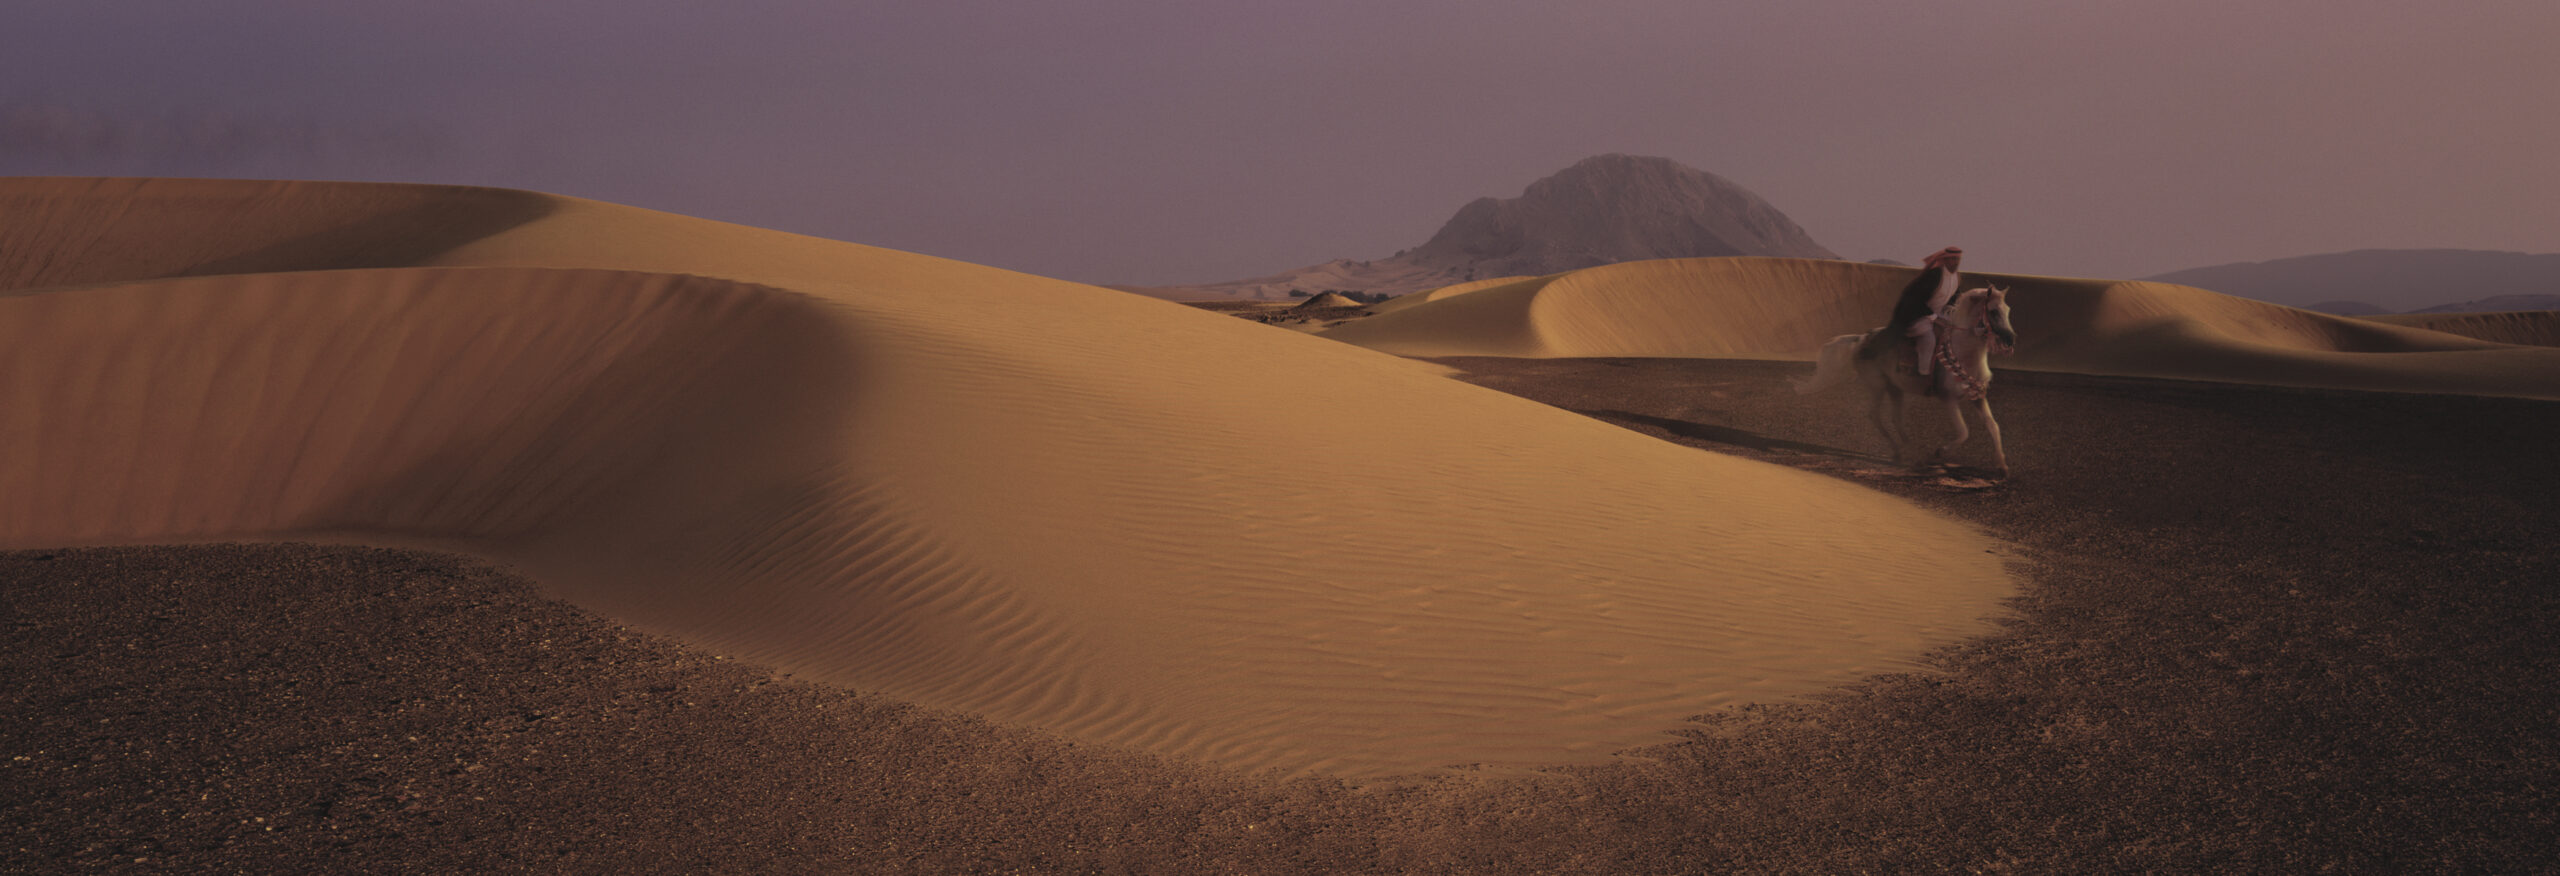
[{"left": 0, "top": 179, "right": 2016, "bottom": 776}]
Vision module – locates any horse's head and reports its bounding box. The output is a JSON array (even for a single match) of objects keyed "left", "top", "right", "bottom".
[{"left": 1959, "top": 286, "right": 2018, "bottom": 353}]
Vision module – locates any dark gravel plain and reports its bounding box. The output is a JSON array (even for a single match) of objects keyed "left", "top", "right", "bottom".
[{"left": 6, "top": 358, "right": 2556, "bottom": 873}]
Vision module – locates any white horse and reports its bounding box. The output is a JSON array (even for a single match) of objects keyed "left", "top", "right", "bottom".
[{"left": 1795, "top": 286, "right": 2018, "bottom": 478}]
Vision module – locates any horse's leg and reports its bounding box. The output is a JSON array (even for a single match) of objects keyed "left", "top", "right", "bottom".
[
  {"left": 1888, "top": 385, "right": 1911, "bottom": 464},
  {"left": 1975, "top": 397, "right": 2008, "bottom": 478},
  {"left": 1928, "top": 396, "right": 1970, "bottom": 469},
  {"left": 1868, "top": 380, "right": 1903, "bottom": 463}
]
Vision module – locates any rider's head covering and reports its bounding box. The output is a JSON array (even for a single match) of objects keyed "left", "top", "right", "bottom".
[{"left": 1921, "top": 247, "right": 1963, "bottom": 271}]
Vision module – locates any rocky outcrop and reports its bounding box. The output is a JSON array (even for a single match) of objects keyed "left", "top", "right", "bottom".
[{"left": 1140, "top": 154, "right": 1838, "bottom": 300}]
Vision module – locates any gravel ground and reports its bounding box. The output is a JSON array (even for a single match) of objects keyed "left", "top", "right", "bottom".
[{"left": 5, "top": 358, "right": 2555, "bottom": 873}]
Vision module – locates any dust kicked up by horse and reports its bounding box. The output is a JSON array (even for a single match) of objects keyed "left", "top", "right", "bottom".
[{"left": 1795, "top": 285, "right": 2019, "bottom": 478}]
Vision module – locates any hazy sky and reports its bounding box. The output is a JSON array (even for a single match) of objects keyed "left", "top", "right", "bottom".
[{"left": 5, "top": 0, "right": 2553, "bottom": 284}]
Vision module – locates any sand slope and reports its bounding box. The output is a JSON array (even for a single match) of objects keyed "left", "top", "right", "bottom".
[
  {"left": 0, "top": 178, "right": 2012, "bottom": 776},
  {"left": 1323, "top": 257, "right": 2560, "bottom": 399},
  {"left": 1370, "top": 274, "right": 1545, "bottom": 314},
  {"left": 2364, "top": 311, "right": 2560, "bottom": 348},
  {"left": 0, "top": 177, "right": 556, "bottom": 289}
]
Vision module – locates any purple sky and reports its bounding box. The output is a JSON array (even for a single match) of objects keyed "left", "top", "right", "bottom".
[{"left": 5, "top": 0, "right": 2554, "bottom": 285}]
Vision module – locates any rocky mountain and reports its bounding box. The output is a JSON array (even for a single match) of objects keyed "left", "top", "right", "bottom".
[
  {"left": 2144, "top": 249, "right": 2560, "bottom": 314},
  {"left": 1129, "top": 154, "right": 1838, "bottom": 300}
]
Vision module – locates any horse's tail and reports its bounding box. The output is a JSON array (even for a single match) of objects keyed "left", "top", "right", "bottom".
[{"left": 1794, "top": 332, "right": 1869, "bottom": 395}]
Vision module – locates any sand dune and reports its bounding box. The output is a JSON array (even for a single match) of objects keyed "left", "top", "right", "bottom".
[
  {"left": 0, "top": 178, "right": 2013, "bottom": 776},
  {"left": 1325, "top": 257, "right": 2560, "bottom": 399},
  {"left": 2365, "top": 311, "right": 2560, "bottom": 348},
  {"left": 0, "top": 177, "right": 556, "bottom": 289},
  {"left": 1293, "top": 290, "right": 1365, "bottom": 309},
  {"left": 1369, "top": 273, "right": 1544, "bottom": 314}
]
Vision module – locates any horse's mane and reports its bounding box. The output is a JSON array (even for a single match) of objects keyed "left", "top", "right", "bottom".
[{"left": 1945, "top": 286, "right": 2016, "bottom": 356}]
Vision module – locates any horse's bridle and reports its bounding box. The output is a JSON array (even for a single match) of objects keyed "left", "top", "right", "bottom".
[{"left": 1930, "top": 304, "right": 2013, "bottom": 402}]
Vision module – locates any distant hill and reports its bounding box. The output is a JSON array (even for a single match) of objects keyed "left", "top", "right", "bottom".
[
  {"left": 2143, "top": 249, "right": 2560, "bottom": 314},
  {"left": 1133, "top": 154, "right": 1838, "bottom": 300}
]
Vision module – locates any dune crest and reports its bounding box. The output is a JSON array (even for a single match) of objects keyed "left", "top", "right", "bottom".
[
  {"left": 0, "top": 177, "right": 555, "bottom": 289},
  {"left": 1369, "top": 273, "right": 1544, "bottom": 315},
  {"left": 0, "top": 179, "right": 2015, "bottom": 776},
  {"left": 1326, "top": 257, "right": 2560, "bottom": 399},
  {"left": 2364, "top": 311, "right": 2560, "bottom": 348}
]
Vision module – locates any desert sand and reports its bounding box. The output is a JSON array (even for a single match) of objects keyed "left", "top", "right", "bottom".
[
  {"left": 0, "top": 178, "right": 2012, "bottom": 778},
  {"left": 1364, "top": 273, "right": 1545, "bottom": 314},
  {"left": 2365, "top": 310, "right": 2560, "bottom": 348},
  {"left": 5, "top": 178, "right": 2556, "bottom": 871},
  {"left": 11, "top": 364, "right": 2556, "bottom": 871},
  {"left": 1325, "top": 257, "right": 2560, "bottom": 399}
]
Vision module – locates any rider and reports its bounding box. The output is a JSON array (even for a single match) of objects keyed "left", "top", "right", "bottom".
[{"left": 1888, "top": 247, "right": 1963, "bottom": 375}]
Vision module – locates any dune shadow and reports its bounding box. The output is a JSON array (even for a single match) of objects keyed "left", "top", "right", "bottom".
[
  {"left": 0, "top": 181, "right": 560, "bottom": 293},
  {"left": 185, "top": 188, "right": 558, "bottom": 278},
  {"left": 1576, "top": 409, "right": 1882, "bottom": 462}
]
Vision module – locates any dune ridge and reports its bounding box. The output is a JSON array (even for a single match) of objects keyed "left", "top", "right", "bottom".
[
  {"left": 0, "top": 178, "right": 2014, "bottom": 776},
  {"left": 1331, "top": 257, "right": 2560, "bottom": 399},
  {"left": 2364, "top": 311, "right": 2560, "bottom": 348},
  {"left": 1366, "top": 273, "right": 1545, "bottom": 315},
  {"left": 0, "top": 177, "right": 556, "bottom": 289}
]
